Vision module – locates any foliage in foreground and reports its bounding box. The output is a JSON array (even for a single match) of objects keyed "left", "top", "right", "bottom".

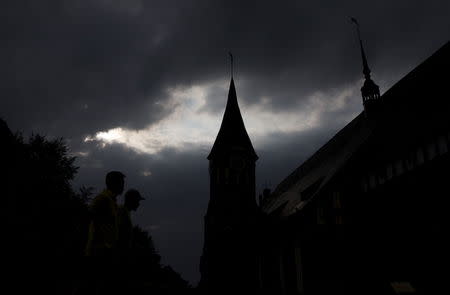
[{"left": 1, "top": 118, "right": 192, "bottom": 294}]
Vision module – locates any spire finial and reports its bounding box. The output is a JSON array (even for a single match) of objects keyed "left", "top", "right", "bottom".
[
  {"left": 229, "top": 51, "right": 234, "bottom": 79},
  {"left": 350, "top": 17, "right": 371, "bottom": 79}
]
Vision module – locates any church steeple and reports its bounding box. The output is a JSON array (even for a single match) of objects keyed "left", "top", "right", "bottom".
[
  {"left": 208, "top": 78, "right": 258, "bottom": 161},
  {"left": 200, "top": 65, "right": 260, "bottom": 294},
  {"left": 351, "top": 18, "right": 381, "bottom": 114}
]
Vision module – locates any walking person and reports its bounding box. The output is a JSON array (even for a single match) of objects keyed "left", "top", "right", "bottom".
[
  {"left": 117, "top": 189, "right": 145, "bottom": 255},
  {"left": 85, "top": 171, "right": 125, "bottom": 257},
  {"left": 84, "top": 171, "right": 125, "bottom": 295}
]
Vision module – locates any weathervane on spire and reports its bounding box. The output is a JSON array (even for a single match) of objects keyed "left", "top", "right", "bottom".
[{"left": 229, "top": 51, "right": 234, "bottom": 79}]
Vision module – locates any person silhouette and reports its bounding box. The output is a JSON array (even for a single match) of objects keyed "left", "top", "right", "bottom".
[
  {"left": 81, "top": 171, "right": 125, "bottom": 295},
  {"left": 117, "top": 189, "right": 145, "bottom": 255},
  {"left": 85, "top": 171, "right": 125, "bottom": 257},
  {"left": 116, "top": 189, "right": 145, "bottom": 291}
]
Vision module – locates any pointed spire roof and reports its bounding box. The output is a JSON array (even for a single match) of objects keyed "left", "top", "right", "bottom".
[
  {"left": 351, "top": 17, "right": 380, "bottom": 106},
  {"left": 359, "top": 38, "right": 380, "bottom": 103},
  {"left": 208, "top": 78, "right": 258, "bottom": 161},
  {"left": 359, "top": 38, "right": 371, "bottom": 79}
]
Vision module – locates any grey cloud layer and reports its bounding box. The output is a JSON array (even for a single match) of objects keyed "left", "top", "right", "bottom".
[{"left": 2, "top": 0, "right": 449, "bottom": 137}]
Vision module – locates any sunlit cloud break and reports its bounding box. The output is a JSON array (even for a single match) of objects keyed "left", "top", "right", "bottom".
[{"left": 84, "top": 79, "right": 360, "bottom": 155}]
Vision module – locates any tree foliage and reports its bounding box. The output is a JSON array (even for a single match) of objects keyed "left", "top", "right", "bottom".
[{"left": 1, "top": 118, "right": 192, "bottom": 294}]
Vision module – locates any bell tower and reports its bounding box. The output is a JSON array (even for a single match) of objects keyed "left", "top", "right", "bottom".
[{"left": 199, "top": 76, "right": 259, "bottom": 294}]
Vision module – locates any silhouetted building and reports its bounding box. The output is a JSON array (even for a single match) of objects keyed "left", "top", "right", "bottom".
[
  {"left": 199, "top": 78, "right": 260, "bottom": 294},
  {"left": 259, "top": 41, "right": 450, "bottom": 295}
]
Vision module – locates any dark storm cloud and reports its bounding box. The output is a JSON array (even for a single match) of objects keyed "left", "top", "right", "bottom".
[
  {"left": 2, "top": 0, "right": 449, "bottom": 138},
  {"left": 1, "top": 0, "right": 180, "bottom": 137}
]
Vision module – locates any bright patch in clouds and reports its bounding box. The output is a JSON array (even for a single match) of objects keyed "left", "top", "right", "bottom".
[
  {"left": 72, "top": 151, "right": 90, "bottom": 157},
  {"left": 85, "top": 83, "right": 224, "bottom": 154},
  {"left": 84, "top": 79, "right": 360, "bottom": 155},
  {"left": 142, "top": 170, "right": 152, "bottom": 177}
]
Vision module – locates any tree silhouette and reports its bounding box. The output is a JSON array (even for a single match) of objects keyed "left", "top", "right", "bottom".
[
  {"left": 2, "top": 122, "right": 80, "bottom": 259},
  {"left": 1, "top": 118, "right": 192, "bottom": 294}
]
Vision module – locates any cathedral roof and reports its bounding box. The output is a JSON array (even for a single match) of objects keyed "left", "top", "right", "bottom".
[
  {"left": 208, "top": 78, "right": 258, "bottom": 161},
  {"left": 262, "top": 40, "right": 450, "bottom": 218},
  {"left": 262, "top": 112, "right": 373, "bottom": 217}
]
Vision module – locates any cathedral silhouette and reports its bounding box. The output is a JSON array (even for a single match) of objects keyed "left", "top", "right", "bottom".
[{"left": 200, "top": 40, "right": 450, "bottom": 295}]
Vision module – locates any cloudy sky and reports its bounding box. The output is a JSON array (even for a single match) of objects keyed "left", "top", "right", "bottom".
[{"left": 2, "top": 0, "right": 449, "bottom": 284}]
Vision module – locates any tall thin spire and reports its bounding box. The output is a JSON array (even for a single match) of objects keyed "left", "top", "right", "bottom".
[
  {"left": 351, "top": 17, "right": 371, "bottom": 79},
  {"left": 208, "top": 53, "right": 257, "bottom": 160},
  {"left": 350, "top": 17, "right": 381, "bottom": 113}
]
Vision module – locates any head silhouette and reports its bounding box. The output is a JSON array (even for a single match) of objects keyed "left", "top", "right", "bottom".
[
  {"left": 124, "top": 189, "right": 145, "bottom": 211},
  {"left": 106, "top": 171, "right": 125, "bottom": 195}
]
